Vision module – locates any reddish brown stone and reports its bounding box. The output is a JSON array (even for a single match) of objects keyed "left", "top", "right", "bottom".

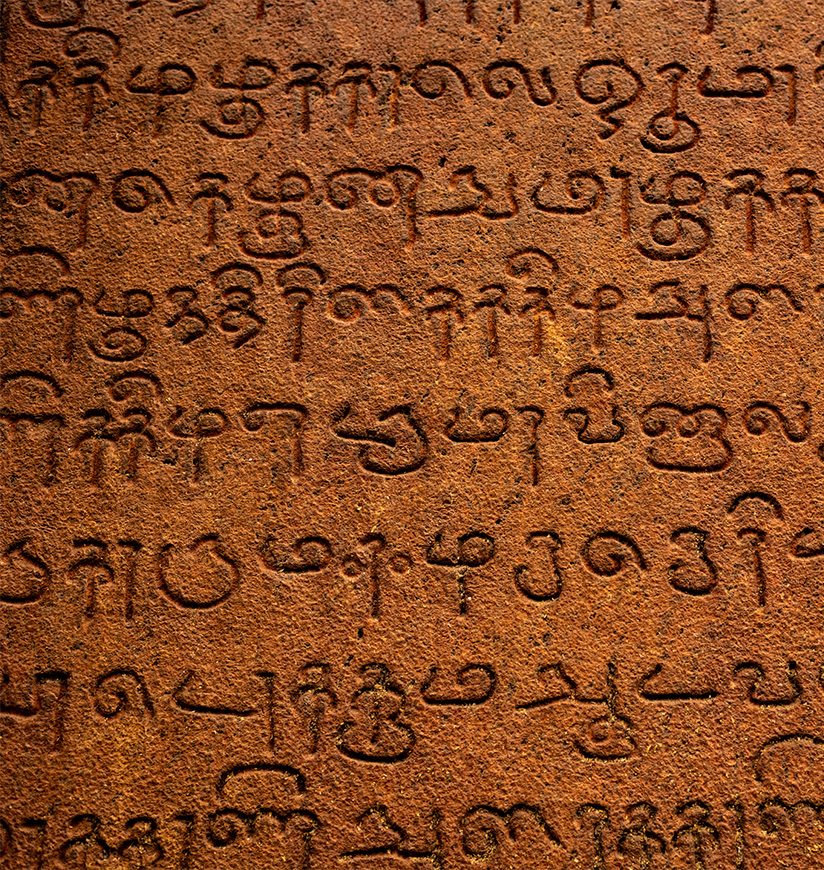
[{"left": 1, "top": 0, "right": 823, "bottom": 866}]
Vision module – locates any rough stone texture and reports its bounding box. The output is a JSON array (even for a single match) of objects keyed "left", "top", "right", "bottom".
[{"left": 1, "top": 0, "right": 824, "bottom": 866}]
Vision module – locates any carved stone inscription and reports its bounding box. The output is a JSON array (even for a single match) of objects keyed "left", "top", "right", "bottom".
[{"left": 1, "top": 0, "right": 824, "bottom": 866}]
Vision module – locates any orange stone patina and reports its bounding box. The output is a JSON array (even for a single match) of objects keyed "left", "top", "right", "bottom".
[{"left": 1, "top": 0, "right": 823, "bottom": 866}]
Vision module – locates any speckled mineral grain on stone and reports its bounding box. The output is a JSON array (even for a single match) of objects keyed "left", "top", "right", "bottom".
[{"left": 1, "top": 0, "right": 823, "bottom": 866}]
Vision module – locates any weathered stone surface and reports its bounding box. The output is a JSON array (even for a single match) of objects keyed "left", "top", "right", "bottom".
[{"left": 1, "top": 0, "right": 823, "bottom": 866}]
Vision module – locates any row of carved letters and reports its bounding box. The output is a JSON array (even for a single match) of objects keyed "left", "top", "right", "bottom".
[
  {"left": 2, "top": 372, "right": 824, "bottom": 486},
  {"left": 17, "top": 0, "right": 721, "bottom": 32},
  {"left": 0, "top": 491, "right": 821, "bottom": 615},
  {"left": 7, "top": 49, "right": 808, "bottom": 140},
  {"left": 1, "top": 261, "right": 819, "bottom": 365},
  {"left": 5, "top": 165, "right": 824, "bottom": 257},
  {"left": 0, "top": 795, "right": 811, "bottom": 869},
  {"left": 0, "top": 659, "right": 821, "bottom": 764}
]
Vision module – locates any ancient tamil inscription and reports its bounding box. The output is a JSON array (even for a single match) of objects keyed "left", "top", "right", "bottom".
[{"left": 3, "top": 0, "right": 824, "bottom": 866}]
